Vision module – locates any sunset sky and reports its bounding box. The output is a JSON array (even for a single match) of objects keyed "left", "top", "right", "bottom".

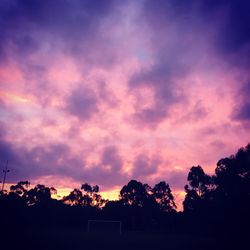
[{"left": 0, "top": 0, "right": 250, "bottom": 206}]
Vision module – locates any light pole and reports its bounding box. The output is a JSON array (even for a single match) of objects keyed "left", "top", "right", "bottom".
[{"left": 1, "top": 160, "right": 10, "bottom": 192}]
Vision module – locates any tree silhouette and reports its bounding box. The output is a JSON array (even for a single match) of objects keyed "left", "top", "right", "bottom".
[
  {"left": 187, "top": 166, "right": 211, "bottom": 196},
  {"left": 183, "top": 166, "right": 212, "bottom": 212},
  {"left": 62, "top": 188, "right": 83, "bottom": 206},
  {"left": 215, "top": 144, "right": 250, "bottom": 220},
  {"left": 81, "top": 183, "right": 99, "bottom": 193},
  {"left": 62, "top": 183, "right": 105, "bottom": 207},
  {"left": 120, "top": 180, "right": 151, "bottom": 207},
  {"left": 10, "top": 181, "right": 30, "bottom": 197},
  {"left": 152, "top": 181, "right": 176, "bottom": 212},
  {"left": 27, "top": 184, "right": 56, "bottom": 206},
  {"left": 216, "top": 144, "right": 250, "bottom": 199},
  {"left": 81, "top": 182, "right": 105, "bottom": 207}
]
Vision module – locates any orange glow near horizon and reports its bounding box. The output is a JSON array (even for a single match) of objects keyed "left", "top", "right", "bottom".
[{"left": 4, "top": 183, "right": 185, "bottom": 210}]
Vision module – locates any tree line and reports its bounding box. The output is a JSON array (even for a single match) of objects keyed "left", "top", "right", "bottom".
[{"left": 1, "top": 143, "right": 250, "bottom": 240}]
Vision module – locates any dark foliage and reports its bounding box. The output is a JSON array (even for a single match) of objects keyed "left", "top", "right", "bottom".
[{"left": 182, "top": 143, "right": 250, "bottom": 248}]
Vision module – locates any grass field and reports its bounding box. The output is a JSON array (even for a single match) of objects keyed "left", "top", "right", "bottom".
[{"left": 5, "top": 227, "right": 219, "bottom": 250}]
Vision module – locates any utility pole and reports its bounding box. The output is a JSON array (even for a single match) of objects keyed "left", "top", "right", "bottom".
[{"left": 1, "top": 160, "right": 10, "bottom": 192}]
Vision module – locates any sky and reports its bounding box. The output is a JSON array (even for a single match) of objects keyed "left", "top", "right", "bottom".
[{"left": 0, "top": 0, "right": 250, "bottom": 207}]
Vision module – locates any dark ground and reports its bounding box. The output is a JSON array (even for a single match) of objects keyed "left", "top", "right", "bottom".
[{"left": 3, "top": 226, "right": 223, "bottom": 250}]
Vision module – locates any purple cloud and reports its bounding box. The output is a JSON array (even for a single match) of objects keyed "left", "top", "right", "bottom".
[
  {"left": 0, "top": 130, "right": 128, "bottom": 189},
  {"left": 165, "top": 170, "right": 187, "bottom": 191},
  {"left": 130, "top": 66, "right": 184, "bottom": 127},
  {"left": 101, "top": 146, "right": 123, "bottom": 172},
  {"left": 215, "top": 1, "right": 250, "bottom": 59},
  {"left": 232, "top": 82, "right": 250, "bottom": 121},
  {"left": 128, "top": 0, "right": 250, "bottom": 128},
  {"left": 0, "top": 0, "right": 120, "bottom": 68},
  {"left": 65, "top": 86, "right": 98, "bottom": 121},
  {"left": 132, "top": 154, "right": 160, "bottom": 179}
]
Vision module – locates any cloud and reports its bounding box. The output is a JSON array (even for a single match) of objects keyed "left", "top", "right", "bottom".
[
  {"left": 128, "top": 0, "right": 217, "bottom": 128},
  {"left": 128, "top": 0, "right": 250, "bottom": 128},
  {"left": 232, "top": 82, "right": 250, "bottom": 121},
  {"left": 0, "top": 123, "right": 20, "bottom": 163},
  {"left": 0, "top": 142, "right": 73, "bottom": 181},
  {"left": 176, "top": 100, "right": 208, "bottom": 123},
  {"left": 142, "top": 0, "right": 250, "bottom": 58},
  {"left": 0, "top": 0, "right": 119, "bottom": 67},
  {"left": 234, "top": 103, "right": 250, "bottom": 121},
  {"left": 165, "top": 170, "right": 187, "bottom": 190},
  {"left": 0, "top": 140, "right": 19, "bottom": 164},
  {"left": 132, "top": 154, "right": 160, "bottom": 179},
  {"left": 65, "top": 85, "right": 99, "bottom": 121},
  {"left": 129, "top": 66, "right": 184, "bottom": 127},
  {"left": 0, "top": 130, "right": 128, "bottom": 189},
  {"left": 101, "top": 146, "right": 123, "bottom": 172},
  {"left": 215, "top": 0, "right": 250, "bottom": 57},
  {"left": 55, "top": 145, "right": 128, "bottom": 188}
]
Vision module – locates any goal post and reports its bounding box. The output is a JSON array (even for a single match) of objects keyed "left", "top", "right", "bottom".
[{"left": 87, "top": 220, "right": 122, "bottom": 235}]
